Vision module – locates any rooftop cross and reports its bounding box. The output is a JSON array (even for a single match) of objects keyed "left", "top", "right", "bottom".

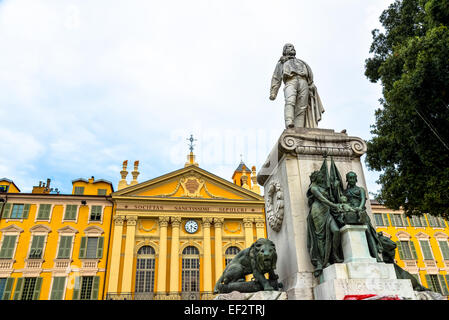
[{"left": 187, "top": 134, "right": 197, "bottom": 153}]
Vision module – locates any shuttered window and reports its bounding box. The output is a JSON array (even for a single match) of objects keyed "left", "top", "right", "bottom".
[
  {"left": 73, "top": 276, "right": 100, "bottom": 300},
  {"left": 50, "top": 277, "right": 66, "bottom": 300},
  {"left": 397, "top": 241, "right": 418, "bottom": 260},
  {"left": 36, "top": 204, "right": 52, "bottom": 220},
  {"left": 74, "top": 187, "right": 84, "bottom": 195},
  {"left": 1, "top": 278, "right": 14, "bottom": 300},
  {"left": 79, "top": 237, "right": 104, "bottom": 259},
  {"left": 29, "top": 235, "right": 45, "bottom": 259},
  {"left": 13, "top": 277, "right": 43, "bottom": 300},
  {"left": 6, "top": 204, "right": 30, "bottom": 219},
  {"left": 64, "top": 205, "right": 78, "bottom": 220},
  {"left": 97, "top": 189, "right": 107, "bottom": 196},
  {"left": 439, "top": 241, "right": 449, "bottom": 260},
  {"left": 0, "top": 235, "right": 17, "bottom": 258},
  {"left": 419, "top": 240, "right": 433, "bottom": 260},
  {"left": 57, "top": 236, "right": 73, "bottom": 259},
  {"left": 89, "top": 206, "right": 102, "bottom": 222}
]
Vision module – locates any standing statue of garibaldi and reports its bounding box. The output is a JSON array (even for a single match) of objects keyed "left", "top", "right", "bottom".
[{"left": 269, "top": 43, "right": 325, "bottom": 129}]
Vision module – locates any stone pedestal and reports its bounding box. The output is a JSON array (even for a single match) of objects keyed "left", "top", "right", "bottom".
[
  {"left": 257, "top": 128, "right": 371, "bottom": 300},
  {"left": 340, "top": 225, "right": 376, "bottom": 263}
]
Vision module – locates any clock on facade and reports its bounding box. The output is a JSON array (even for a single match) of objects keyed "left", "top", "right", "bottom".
[{"left": 184, "top": 220, "right": 199, "bottom": 234}]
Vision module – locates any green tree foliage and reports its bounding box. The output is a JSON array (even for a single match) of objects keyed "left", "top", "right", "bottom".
[{"left": 365, "top": 0, "right": 449, "bottom": 218}]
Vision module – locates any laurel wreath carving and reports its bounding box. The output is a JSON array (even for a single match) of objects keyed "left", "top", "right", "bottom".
[{"left": 265, "top": 181, "right": 284, "bottom": 232}]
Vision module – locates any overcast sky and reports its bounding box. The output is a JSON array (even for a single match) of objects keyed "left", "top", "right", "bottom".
[{"left": 0, "top": 0, "right": 394, "bottom": 195}]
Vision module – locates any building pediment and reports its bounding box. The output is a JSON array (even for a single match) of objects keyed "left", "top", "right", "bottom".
[
  {"left": 0, "top": 224, "right": 24, "bottom": 234},
  {"left": 112, "top": 165, "right": 263, "bottom": 202},
  {"left": 57, "top": 225, "right": 79, "bottom": 234},
  {"left": 30, "top": 224, "right": 52, "bottom": 234}
]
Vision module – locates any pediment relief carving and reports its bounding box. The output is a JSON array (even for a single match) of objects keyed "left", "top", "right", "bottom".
[
  {"left": 0, "top": 224, "right": 24, "bottom": 234},
  {"left": 160, "top": 173, "right": 220, "bottom": 199},
  {"left": 84, "top": 225, "right": 104, "bottom": 235},
  {"left": 30, "top": 224, "right": 52, "bottom": 234},
  {"left": 57, "top": 225, "right": 79, "bottom": 234}
]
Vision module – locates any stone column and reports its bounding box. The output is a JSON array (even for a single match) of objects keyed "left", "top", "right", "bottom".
[
  {"left": 107, "top": 215, "right": 124, "bottom": 294},
  {"left": 121, "top": 215, "right": 137, "bottom": 293},
  {"left": 255, "top": 218, "right": 265, "bottom": 239},
  {"left": 156, "top": 217, "right": 169, "bottom": 294},
  {"left": 169, "top": 217, "right": 181, "bottom": 296},
  {"left": 214, "top": 218, "right": 224, "bottom": 284},
  {"left": 243, "top": 218, "right": 254, "bottom": 248},
  {"left": 202, "top": 217, "right": 213, "bottom": 294}
]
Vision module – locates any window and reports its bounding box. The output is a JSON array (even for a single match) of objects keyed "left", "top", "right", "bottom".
[
  {"left": 438, "top": 240, "right": 449, "bottom": 260},
  {"left": 74, "top": 187, "right": 84, "bottom": 195},
  {"left": 0, "top": 278, "right": 14, "bottom": 300},
  {"left": 73, "top": 276, "right": 100, "bottom": 300},
  {"left": 182, "top": 246, "right": 200, "bottom": 293},
  {"left": 419, "top": 240, "right": 434, "bottom": 260},
  {"left": 36, "top": 204, "right": 51, "bottom": 220},
  {"left": 79, "top": 237, "right": 104, "bottom": 259},
  {"left": 4, "top": 204, "right": 30, "bottom": 219},
  {"left": 97, "top": 189, "right": 107, "bottom": 196},
  {"left": 396, "top": 240, "right": 418, "bottom": 260},
  {"left": 28, "top": 235, "right": 45, "bottom": 259},
  {"left": 425, "top": 274, "right": 449, "bottom": 296},
  {"left": 410, "top": 215, "right": 428, "bottom": 227},
  {"left": 0, "top": 185, "right": 9, "bottom": 193},
  {"left": 57, "top": 236, "right": 73, "bottom": 259},
  {"left": 427, "top": 214, "right": 446, "bottom": 228},
  {"left": 89, "top": 206, "right": 102, "bottom": 222},
  {"left": 225, "top": 246, "right": 240, "bottom": 266},
  {"left": 135, "top": 246, "right": 155, "bottom": 293},
  {"left": 50, "top": 277, "right": 66, "bottom": 300},
  {"left": 0, "top": 235, "right": 17, "bottom": 259},
  {"left": 64, "top": 205, "right": 78, "bottom": 220},
  {"left": 373, "top": 213, "right": 390, "bottom": 226},
  {"left": 13, "top": 277, "right": 43, "bottom": 300},
  {"left": 391, "top": 214, "right": 408, "bottom": 227}
]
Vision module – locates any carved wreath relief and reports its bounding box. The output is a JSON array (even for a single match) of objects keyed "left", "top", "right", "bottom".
[{"left": 265, "top": 181, "right": 284, "bottom": 232}]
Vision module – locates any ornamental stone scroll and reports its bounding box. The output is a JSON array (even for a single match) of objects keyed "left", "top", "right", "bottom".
[{"left": 265, "top": 181, "right": 284, "bottom": 232}]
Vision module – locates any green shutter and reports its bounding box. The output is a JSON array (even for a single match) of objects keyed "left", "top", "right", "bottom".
[
  {"left": 58, "top": 236, "right": 72, "bottom": 259},
  {"left": 22, "top": 204, "right": 30, "bottom": 219},
  {"left": 419, "top": 240, "right": 433, "bottom": 260},
  {"left": 2, "top": 203, "right": 11, "bottom": 218},
  {"left": 403, "top": 215, "right": 409, "bottom": 226},
  {"left": 37, "top": 204, "right": 51, "bottom": 220},
  {"left": 91, "top": 276, "right": 100, "bottom": 300},
  {"left": 65, "top": 205, "right": 78, "bottom": 220},
  {"left": 30, "top": 235, "right": 45, "bottom": 258},
  {"left": 32, "top": 277, "right": 43, "bottom": 300},
  {"left": 420, "top": 215, "right": 427, "bottom": 227},
  {"left": 50, "top": 277, "right": 66, "bottom": 300},
  {"left": 2, "top": 278, "right": 15, "bottom": 300},
  {"left": 79, "top": 237, "right": 87, "bottom": 259},
  {"left": 425, "top": 274, "right": 432, "bottom": 291},
  {"left": 410, "top": 241, "right": 418, "bottom": 260},
  {"left": 12, "top": 277, "right": 24, "bottom": 300},
  {"left": 396, "top": 241, "right": 404, "bottom": 260},
  {"left": 382, "top": 213, "right": 389, "bottom": 226},
  {"left": 72, "top": 277, "right": 80, "bottom": 300},
  {"left": 439, "top": 241, "right": 449, "bottom": 260},
  {"left": 0, "top": 235, "right": 17, "bottom": 259},
  {"left": 438, "top": 275, "right": 449, "bottom": 296},
  {"left": 96, "top": 237, "right": 104, "bottom": 259}
]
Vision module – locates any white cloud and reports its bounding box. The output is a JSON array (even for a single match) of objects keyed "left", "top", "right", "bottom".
[{"left": 0, "top": 0, "right": 394, "bottom": 194}]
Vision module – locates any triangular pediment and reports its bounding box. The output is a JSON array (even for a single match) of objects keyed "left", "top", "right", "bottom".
[{"left": 113, "top": 165, "right": 263, "bottom": 201}]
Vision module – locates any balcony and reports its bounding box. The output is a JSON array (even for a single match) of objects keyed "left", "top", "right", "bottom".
[{"left": 106, "top": 292, "right": 215, "bottom": 300}]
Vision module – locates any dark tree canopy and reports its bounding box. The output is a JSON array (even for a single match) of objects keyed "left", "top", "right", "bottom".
[{"left": 365, "top": 0, "right": 449, "bottom": 218}]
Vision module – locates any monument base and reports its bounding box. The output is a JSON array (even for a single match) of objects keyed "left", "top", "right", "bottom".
[{"left": 214, "top": 290, "right": 287, "bottom": 300}]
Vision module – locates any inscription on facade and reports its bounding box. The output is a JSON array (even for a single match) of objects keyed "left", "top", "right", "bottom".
[{"left": 122, "top": 204, "right": 258, "bottom": 213}]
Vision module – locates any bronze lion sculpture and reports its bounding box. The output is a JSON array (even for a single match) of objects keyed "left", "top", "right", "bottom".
[{"left": 214, "top": 238, "right": 282, "bottom": 294}]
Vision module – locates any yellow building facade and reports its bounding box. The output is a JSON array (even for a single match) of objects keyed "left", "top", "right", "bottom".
[
  {"left": 104, "top": 155, "right": 265, "bottom": 300},
  {"left": 0, "top": 177, "right": 114, "bottom": 300},
  {"left": 372, "top": 200, "right": 449, "bottom": 297}
]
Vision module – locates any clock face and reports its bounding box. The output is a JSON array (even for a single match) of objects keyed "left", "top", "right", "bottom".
[{"left": 185, "top": 220, "right": 198, "bottom": 234}]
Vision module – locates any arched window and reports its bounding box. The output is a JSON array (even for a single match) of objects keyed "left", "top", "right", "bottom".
[
  {"left": 135, "top": 246, "right": 155, "bottom": 294},
  {"left": 225, "top": 246, "right": 240, "bottom": 266},
  {"left": 182, "top": 246, "right": 200, "bottom": 293}
]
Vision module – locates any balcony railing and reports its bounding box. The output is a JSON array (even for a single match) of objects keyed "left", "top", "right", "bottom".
[{"left": 106, "top": 292, "right": 215, "bottom": 300}]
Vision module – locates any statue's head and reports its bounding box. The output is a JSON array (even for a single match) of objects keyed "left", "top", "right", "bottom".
[
  {"left": 282, "top": 43, "right": 296, "bottom": 57},
  {"left": 252, "top": 238, "right": 277, "bottom": 273},
  {"left": 310, "top": 170, "right": 325, "bottom": 185},
  {"left": 346, "top": 171, "right": 358, "bottom": 186}
]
